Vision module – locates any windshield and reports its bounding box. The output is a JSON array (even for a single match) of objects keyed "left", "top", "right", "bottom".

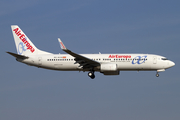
[{"left": 161, "top": 58, "right": 168, "bottom": 60}]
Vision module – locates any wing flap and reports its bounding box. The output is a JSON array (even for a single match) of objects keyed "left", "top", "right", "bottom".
[{"left": 64, "top": 49, "right": 99, "bottom": 66}]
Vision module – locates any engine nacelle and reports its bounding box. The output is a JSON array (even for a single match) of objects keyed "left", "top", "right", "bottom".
[
  {"left": 100, "top": 63, "right": 117, "bottom": 71},
  {"left": 100, "top": 63, "right": 119, "bottom": 75}
]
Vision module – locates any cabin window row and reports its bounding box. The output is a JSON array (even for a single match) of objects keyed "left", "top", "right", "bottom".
[
  {"left": 47, "top": 59, "right": 74, "bottom": 61},
  {"left": 47, "top": 58, "right": 148, "bottom": 61},
  {"left": 133, "top": 59, "right": 147, "bottom": 60},
  {"left": 114, "top": 59, "right": 132, "bottom": 61}
]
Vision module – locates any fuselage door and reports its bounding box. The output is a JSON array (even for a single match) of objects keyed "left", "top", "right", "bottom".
[
  {"left": 38, "top": 57, "right": 42, "bottom": 65},
  {"left": 153, "top": 56, "right": 157, "bottom": 64}
]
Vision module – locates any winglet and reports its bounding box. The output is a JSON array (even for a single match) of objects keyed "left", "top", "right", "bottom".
[{"left": 58, "top": 38, "right": 67, "bottom": 50}]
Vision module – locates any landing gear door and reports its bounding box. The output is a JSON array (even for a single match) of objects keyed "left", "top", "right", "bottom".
[{"left": 153, "top": 56, "right": 157, "bottom": 64}]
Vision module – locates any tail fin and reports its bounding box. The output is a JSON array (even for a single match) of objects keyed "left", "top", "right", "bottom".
[{"left": 11, "top": 25, "right": 50, "bottom": 55}]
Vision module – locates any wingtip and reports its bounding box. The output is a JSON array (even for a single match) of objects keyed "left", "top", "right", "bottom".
[
  {"left": 58, "top": 38, "right": 67, "bottom": 50},
  {"left": 58, "top": 38, "right": 61, "bottom": 42}
]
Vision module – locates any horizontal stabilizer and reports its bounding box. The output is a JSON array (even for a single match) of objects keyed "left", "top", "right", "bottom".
[{"left": 6, "top": 52, "right": 29, "bottom": 59}]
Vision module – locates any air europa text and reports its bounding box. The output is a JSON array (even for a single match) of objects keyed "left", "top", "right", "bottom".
[
  {"left": 109, "top": 55, "right": 131, "bottom": 59},
  {"left": 13, "top": 28, "right": 35, "bottom": 53}
]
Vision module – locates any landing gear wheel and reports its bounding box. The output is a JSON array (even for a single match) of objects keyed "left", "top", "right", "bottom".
[
  {"left": 88, "top": 72, "right": 95, "bottom": 79},
  {"left": 156, "top": 73, "right": 159, "bottom": 77}
]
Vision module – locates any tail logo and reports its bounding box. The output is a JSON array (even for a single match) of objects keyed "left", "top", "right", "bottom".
[
  {"left": 18, "top": 42, "right": 27, "bottom": 55},
  {"left": 13, "top": 28, "right": 35, "bottom": 53}
]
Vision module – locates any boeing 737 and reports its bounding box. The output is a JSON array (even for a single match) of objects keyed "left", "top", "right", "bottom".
[{"left": 7, "top": 25, "right": 175, "bottom": 79}]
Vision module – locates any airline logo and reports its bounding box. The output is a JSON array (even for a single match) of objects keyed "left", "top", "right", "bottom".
[
  {"left": 109, "top": 55, "right": 131, "bottom": 59},
  {"left": 132, "top": 56, "right": 147, "bottom": 64},
  {"left": 18, "top": 42, "right": 27, "bottom": 55},
  {"left": 60, "top": 42, "right": 66, "bottom": 49},
  {"left": 13, "top": 28, "right": 35, "bottom": 54}
]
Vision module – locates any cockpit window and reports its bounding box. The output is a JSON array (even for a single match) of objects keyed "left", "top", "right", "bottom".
[{"left": 161, "top": 58, "right": 168, "bottom": 60}]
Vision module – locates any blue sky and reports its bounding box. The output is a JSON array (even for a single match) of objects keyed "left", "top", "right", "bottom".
[{"left": 1, "top": 0, "right": 180, "bottom": 120}]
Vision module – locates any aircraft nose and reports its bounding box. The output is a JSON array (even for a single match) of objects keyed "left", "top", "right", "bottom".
[{"left": 169, "top": 61, "right": 175, "bottom": 67}]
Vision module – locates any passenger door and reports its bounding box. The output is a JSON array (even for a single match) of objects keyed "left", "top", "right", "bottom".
[{"left": 153, "top": 56, "right": 157, "bottom": 64}]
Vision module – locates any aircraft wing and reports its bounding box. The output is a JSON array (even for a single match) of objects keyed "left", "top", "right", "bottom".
[{"left": 58, "top": 38, "right": 100, "bottom": 69}]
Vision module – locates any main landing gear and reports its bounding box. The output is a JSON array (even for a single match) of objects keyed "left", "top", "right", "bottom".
[{"left": 88, "top": 71, "right": 95, "bottom": 79}]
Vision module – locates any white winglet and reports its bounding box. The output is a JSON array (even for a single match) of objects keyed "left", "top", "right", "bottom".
[{"left": 58, "top": 38, "right": 67, "bottom": 50}]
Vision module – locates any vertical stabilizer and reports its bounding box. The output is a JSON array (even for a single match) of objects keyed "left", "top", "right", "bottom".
[{"left": 11, "top": 25, "right": 50, "bottom": 55}]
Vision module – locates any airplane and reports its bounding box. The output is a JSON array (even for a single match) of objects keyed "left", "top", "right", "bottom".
[{"left": 7, "top": 25, "right": 175, "bottom": 79}]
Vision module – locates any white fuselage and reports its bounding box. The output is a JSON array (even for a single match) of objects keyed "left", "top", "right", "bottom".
[{"left": 18, "top": 53, "right": 175, "bottom": 72}]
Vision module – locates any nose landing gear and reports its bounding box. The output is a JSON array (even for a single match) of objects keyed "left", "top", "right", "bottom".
[{"left": 156, "top": 72, "right": 159, "bottom": 77}]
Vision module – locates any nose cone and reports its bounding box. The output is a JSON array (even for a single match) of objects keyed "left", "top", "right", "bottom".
[{"left": 169, "top": 61, "right": 175, "bottom": 68}]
